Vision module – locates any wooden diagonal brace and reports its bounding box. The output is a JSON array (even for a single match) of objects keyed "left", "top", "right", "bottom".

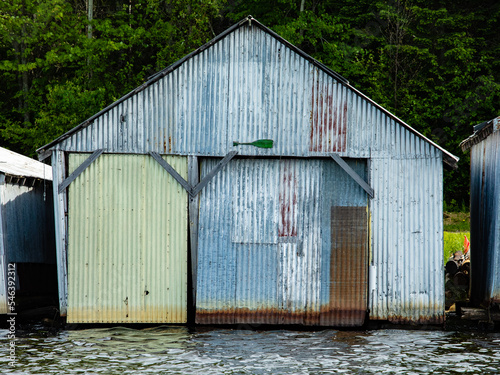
[
  {"left": 191, "top": 151, "right": 238, "bottom": 197},
  {"left": 330, "top": 153, "right": 374, "bottom": 199},
  {"left": 150, "top": 151, "right": 238, "bottom": 198},
  {"left": 58, "top": 149, "right": 104, "bottom": 193},
  {"left": 149, "top": 152, "right": 192, "bottom": 194}
]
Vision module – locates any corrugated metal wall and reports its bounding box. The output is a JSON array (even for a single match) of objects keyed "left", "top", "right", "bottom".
[
  {"left": 196, "top": 158, "right": 368, "bottom": 326},
  {"left": 370, "top": 146, "right": 445, "bottom": 323},
  {"left": 2, "top": 182, "right": 55, "bottom": 264},
  {"left": 67, "top": 154, "right": 187, "bottom": 323},
  {"left": 0, "top": 175, "right": 55, "bottom": 314},
  {"left": 470, "top": 130, "right": 500, "bottom": 305}
]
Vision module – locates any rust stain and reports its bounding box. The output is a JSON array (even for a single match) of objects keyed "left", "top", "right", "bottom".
[
  {"left": 335, "top": 101, "right": 348, "bottom": 152},
  {"left": 196, "top": 308, "right": 280, "bottom": 325},
  {"left": 328, "top": 206, "right": 368, "bottom": 326},
  {"left": 309, "top": 77, "right": 347, "bottom": 153},
  {"left": 279, "top": 160, "right": 297, "bottom": 237},
  {"left": 319, "top": 309, "right": 366, "bottom": 327},
  {"left": 169, "top": 136, "right": 172, "bottom": 153},
  {"left": 196, "top": 307, "right": 367, "bottom": 327}
]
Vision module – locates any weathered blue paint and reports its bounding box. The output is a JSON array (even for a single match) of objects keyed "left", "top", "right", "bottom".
[{"left": 196, "top": 158, "right": 368, "bottom": 326}]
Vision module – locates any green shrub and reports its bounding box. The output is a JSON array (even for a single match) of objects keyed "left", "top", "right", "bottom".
[{"left": 443, "top": 231, "right": 470, "bottom": 265}]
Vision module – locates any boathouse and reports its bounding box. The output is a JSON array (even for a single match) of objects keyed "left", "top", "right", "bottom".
[
  {"left": 0, "top": 147, "right": 56, "bottom": 314},
  {"left": 38, "top": 16, "right": 458, "bottom": 326},
  {"left": 460, "top": 116, "right": 500, "bottom": 307}
]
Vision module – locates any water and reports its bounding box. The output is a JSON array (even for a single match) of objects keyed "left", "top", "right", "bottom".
[{"left": 1, "top": 325, "right": 500, "bottom": 374}]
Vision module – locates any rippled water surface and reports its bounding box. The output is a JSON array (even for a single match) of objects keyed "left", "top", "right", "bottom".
[{"left": 1, "top": 325, "right": 500, "bottom": 374}]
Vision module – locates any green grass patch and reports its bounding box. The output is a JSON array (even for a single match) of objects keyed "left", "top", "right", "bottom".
[
  {"left": 443, "top": 211, "right": 470, "bottom": 232},
  {"left": 443, "top": 231, "right": 470, "bottom": 265}
]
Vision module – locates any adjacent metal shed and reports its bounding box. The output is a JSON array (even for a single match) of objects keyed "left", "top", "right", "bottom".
[
  {"left": 460, "top": 116, "right": 500, "bottom": 307},
  {"left": 38, "top": 16, "right": 458, "bottom": 326},
  {"left": 0, "top": 147, "right": 55, "bottom": 314}
]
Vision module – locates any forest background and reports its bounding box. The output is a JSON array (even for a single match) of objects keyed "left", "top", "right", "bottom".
[{"left": 1, "top": 0, "right": 499, "bottom": 209}]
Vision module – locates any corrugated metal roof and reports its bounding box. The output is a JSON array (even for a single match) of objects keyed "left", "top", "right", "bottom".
[
  {"left": 0, "top": 147, "right": 52, "bottom": 180},
  {"left": 66, "top": 154, "right": 188, "bottom": 323},
  {"left": 36, "top": 16, "right": 458, "bottom": 169}
]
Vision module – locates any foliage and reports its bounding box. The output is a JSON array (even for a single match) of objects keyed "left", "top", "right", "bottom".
[
  {"left": 443, "top": 211, "right": 470, "bottom": 232},
  {"left": 0, "top": 0, "right": 223, "bottom": 156},
  {"left": 0, "top": 0, "right": 499, "bottom": 207},
  {"left": 443, "top": 231, "right": 470, "bottom": 265}
]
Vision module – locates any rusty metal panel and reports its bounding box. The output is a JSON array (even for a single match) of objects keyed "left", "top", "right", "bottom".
[
  {"left": 468, "top": 128, "right": 500, "bottom": 305},
  {"left": 321, "top": 206, "right": 367, "bottom": 326},
  {"left": 369, "top": 141, "right": 445, "bottom": 324},
  {"left": 196, "top": 158, "right": 368, "bottom": 326},
  {"left": 67, "top": 154, "right": 187, "bottom": 323}
]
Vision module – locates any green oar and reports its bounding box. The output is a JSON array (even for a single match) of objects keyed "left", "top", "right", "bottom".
[{"left": 233, "top": 139, "right": 274, "bottom": 148}]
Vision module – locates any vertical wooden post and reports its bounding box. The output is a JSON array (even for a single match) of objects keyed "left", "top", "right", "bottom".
[
  {"left": 188, "top": 156, "right": 199, "bottom": 308},
  {"left": 52, "top": 150, "right": 68, "bottom": 317}
]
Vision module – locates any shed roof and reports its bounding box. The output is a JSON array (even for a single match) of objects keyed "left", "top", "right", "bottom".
[
  {"left": 460, "top": 116, "right": 500, "bottom": 152},
  {"left": 37, "top": 16, "right": 458, "bottom": 168},
  {"left": 0, "top": 147, "right": 52, "bottom": 181}
]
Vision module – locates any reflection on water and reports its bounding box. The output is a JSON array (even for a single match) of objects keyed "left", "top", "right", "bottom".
[{"left": 1, "top": 325, "right": 499, "bottom": 374}]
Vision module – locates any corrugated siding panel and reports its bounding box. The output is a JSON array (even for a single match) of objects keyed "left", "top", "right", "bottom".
[
  {"left": 470, "top": 130, "right": 500, "bottom": 305},
  {"left": 67, "top": 154, "right": 187, "bottom": 323},
  {"left": 196, "top": 158, "right": 368, "bottom": 326},
  {"left": 493, "top": 132, "right": 500, "bottom": 302},
  {"left": 0, "top": 176, "right": 55, "bottom": 314},
  {"left": 369, "top": 135, "right": 444, "bottom": 323},
  {"left": 491, "top": 131, "right": 500, "bottom": 302},
  {"left": 2, "top": 182, "right": 55, "bottom": 264}
]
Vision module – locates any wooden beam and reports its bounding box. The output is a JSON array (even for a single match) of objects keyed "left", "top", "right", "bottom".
[
  {"left": 330, "top": 153, "right": 374, "bottom": 199},
  {"left": 461, "top": 307, "right": 500, "bottom": 322},
  {"left": 191, "top": 151, "right": 237, "bottom": 197},
  {"left": 58, "top": 149, "right": 103, "bottom": 193},
  {"left": 38, "top": 148, "right": 52, "bottom": 161},
  {"left": 53, "top": 150, "right": 68, "bottom": 316},
  {"left": 149, "top": 152, "right": 192, "bottom": 193},
  {"left": 188, "top": 156, "right": 199, "bottom": 307}
]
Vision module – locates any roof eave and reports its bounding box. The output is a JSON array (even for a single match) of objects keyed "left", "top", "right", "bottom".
[{"left": 460, "top": 117, "right": 500, "bottom": 152}]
